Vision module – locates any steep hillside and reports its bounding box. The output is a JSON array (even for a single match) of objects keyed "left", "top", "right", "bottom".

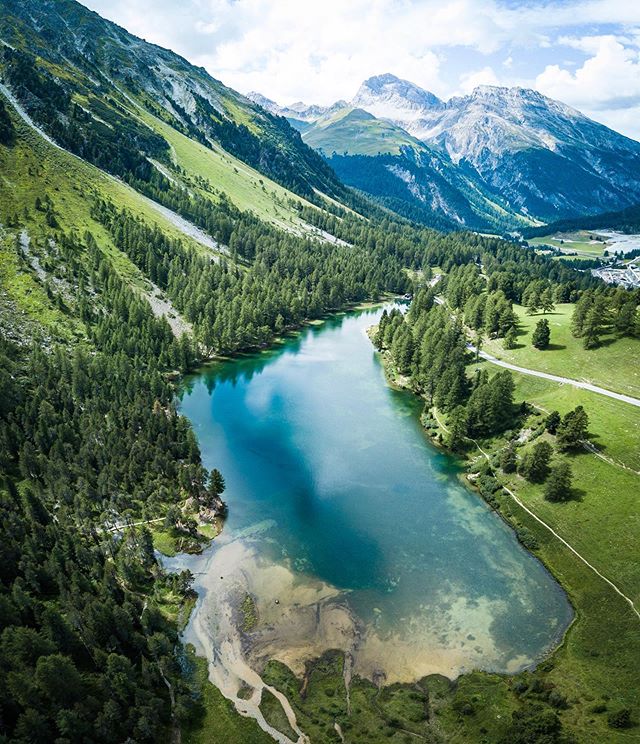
[{"left": 0, "top": 0, "right": 346, "bottom": 201}]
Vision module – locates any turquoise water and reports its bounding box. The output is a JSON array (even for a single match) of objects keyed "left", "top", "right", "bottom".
[{"left": 179, "top": 306, "right": 572, "bottom": 678}]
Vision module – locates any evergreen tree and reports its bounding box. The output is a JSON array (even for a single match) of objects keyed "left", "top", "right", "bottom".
[
  {"left": 615, "top": 300, "right": 637, "bottom": 337},
  {"left": 503, "top": 326, "right": 518, "bottom": 350},
  {"left": 500, "top": 441, "right": 518, "bottom": 473},
  {"left": 556, "top": 406, "right": 589, "bottom": 451},
  {"left": 540, "top": 287, "right": 555, "bottom": 314},
  {"left": 447, "top": 406, "right": 468, "bottom": 452},
  {"left": 524, "top": 284, "right": 541, "bottom": 315},
  {"left": 545, "top": 410, "right": 561, "bottom": 434},
  {"left": 518, "top": 440, "right": 554, "bottom": 483},
  {"left": 531, "top": 318, "right": 551, "bottom": 349},
  {"left": 571, "top": 292, "right": 593, "bottom": 337},
  {"left": 209, "top": 468, "right": 226, "bottom": 495},
  {"left": 544, "top": 460, "right": 573, "bottom": 502},
  {"left": 583, "top": 305, "right": 603, "bottom": 349}
]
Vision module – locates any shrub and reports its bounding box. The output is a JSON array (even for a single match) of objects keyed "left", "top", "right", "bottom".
[{"left": 607, "top": 708, "right": 632, "bottom": 729}]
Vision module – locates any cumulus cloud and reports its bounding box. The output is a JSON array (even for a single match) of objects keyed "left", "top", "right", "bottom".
[
  {"left": 79, "top": 0, "right": 640, "bottom": 138},
  {"left": 537, "top": 36, "right": 640, "bottom": 110}
]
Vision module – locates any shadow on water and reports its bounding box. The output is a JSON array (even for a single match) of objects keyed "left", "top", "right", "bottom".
[{"left": 181, "top": 307, "right": 383, "bottom": 396}]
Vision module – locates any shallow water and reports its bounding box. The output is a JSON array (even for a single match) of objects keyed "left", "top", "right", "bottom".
[{"left": 175, "top": 306, "right": 572, "bottom": 686}]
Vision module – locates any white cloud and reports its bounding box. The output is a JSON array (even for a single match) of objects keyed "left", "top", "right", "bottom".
[
  {"left": 79, "top": 0, "right": 640, "bottom": 139},
  {"left": 536, "top": 36, "right": 640, "bottom": 109},
  {"left": 536, "top": 35, "right": 640, "bottom": 137},
  {"left": 458, "top": 66, "right": 501, "bottom": 94}
]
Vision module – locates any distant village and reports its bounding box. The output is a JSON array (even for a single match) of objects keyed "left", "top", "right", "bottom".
[{"left": 591, "top": 263, "right": 640, "bottom": 289}]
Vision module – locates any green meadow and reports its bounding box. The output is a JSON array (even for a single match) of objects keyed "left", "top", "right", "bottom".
[{"left": 483, "top": 303, "right": 640, "bottom": 398}]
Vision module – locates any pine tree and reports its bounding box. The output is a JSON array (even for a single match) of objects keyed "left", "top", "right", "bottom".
[
  {"left": 615, "top": 300, "right": 637, "bottom": 337},
  {"left": 209, "top": 468, "right": 226, "bottom": 495},
  {"left": 571, "top": 293, "right": 593, "bottom": 337},
  {"left": 582, "top": 305, "right": 603, "bottom": 349},
  {"left": 447, "top": 406, "right": 468, "bottom": 452},
  {"left": 540, "top": 287, "right": 555, "bottom": 314},
  {"left": 545, "top": 410, "right": 561, "bottom": 434},
  {"left": 526, "top": 290, "right": 541, "bottom": 315},
  {"left": 500, "top": 441, "right": 518, "bottom": 473},
  {"left": 503, "top": 326, "right": 518, "bottom": 350},
  {"left": 532, "top": 318, "right": 550, "bottom": 349},
  {"left": 518, "top": 440, "right": 554, "bottom": 483},
  {"left": 556, "top": 406, "right": 589, "bottom": 451},
  {"left": 544, "top": 460, "right": 573, "bottom": 502}
]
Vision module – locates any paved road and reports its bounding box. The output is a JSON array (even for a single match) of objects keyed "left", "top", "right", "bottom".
[
  {"left": 432, "top": 296, "right": 640, "bottom": 408},
  {"left": 470, "top": 346, "right": 640, "bottom": 409}
]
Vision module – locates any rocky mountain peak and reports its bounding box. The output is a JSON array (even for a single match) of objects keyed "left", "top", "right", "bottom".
[{"left": 352, "top": 74, "right": 442, "bottom": 120}]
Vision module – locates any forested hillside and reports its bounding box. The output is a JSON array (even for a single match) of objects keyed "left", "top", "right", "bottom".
[
  {"left": 1, "top": 2, "right": 639, "bottom": 743},
  {"left": 0, "top": 0, "right": 346, "bottom": 202}
]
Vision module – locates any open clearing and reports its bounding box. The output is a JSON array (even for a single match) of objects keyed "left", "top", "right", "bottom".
[{"left": 482, "top": 303, "right": 640, "bottom": 398}]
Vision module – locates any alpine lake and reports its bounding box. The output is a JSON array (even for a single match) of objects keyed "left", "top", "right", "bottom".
[{"left": 167, "top": 304, "right": 573, "bottom": 733}]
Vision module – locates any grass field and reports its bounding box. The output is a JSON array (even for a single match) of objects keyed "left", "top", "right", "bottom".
[
  {"left": 470, "top": 358, "right": 640, "bottom": 740},
  {"left": 483, "top": 303, "right": 640, "bottom": 398},
  {"left": 474, "top": 360, "right": 640, "bottom": 601},
  {"left": 528, "top": 231, "right": 608, "bottom": 257},
  {"left": 133, "top": 104, "right": 325, "bottom": 233},
  {"left": 302, "top": 106, "right": 418, "bottom": 156}
]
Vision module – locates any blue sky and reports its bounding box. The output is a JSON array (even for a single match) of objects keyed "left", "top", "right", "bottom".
[{"left": 80, "top": 0, "right": 640, "bottom": 140}]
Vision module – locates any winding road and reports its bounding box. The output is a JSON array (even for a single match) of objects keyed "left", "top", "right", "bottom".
[
  {"left": 469, "top": 345, "right": 640, "bottom": 409},
  {"left": 431, "top": 293, "right": 640, "bottom": 408}
]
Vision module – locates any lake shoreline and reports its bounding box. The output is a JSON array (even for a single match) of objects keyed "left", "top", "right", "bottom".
[
  {"left": 174, "top": 304, "right": 576, "bottom": 743},
  {"left": 369, "top": 323, "right": 578, "bottom": 657}
]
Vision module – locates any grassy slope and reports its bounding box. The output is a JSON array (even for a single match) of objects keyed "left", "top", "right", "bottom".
[
  {"left": 303, "top": 107, "right": 419, "bottom": 156},
  {"left": 0, "top": 106, "right": 302, "bottom": 741},
  {"left": 469, "top": 360, "right": 640, "bottom": 741},
  {"left": 133, "top": 104, "right": 328, "bottom": 234},
  {"left": 474, "top": 361, "right": 640, "bottom": 602},
  {"left": 0, "top": 100, "right": 230, "bottom": 342},
  {"left": 483, "top": 303, "right": 640, "bottom": 398},
  {"left": 373, "top": 338, "right": 640, "bottom": 742}
]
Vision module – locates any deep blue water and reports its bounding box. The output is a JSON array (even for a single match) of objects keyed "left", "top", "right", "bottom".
[{"left": 179, "top": 306, "right": 572, "bottom": 674}]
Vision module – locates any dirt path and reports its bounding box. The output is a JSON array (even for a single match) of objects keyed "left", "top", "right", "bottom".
[
  {"left": 467, "top": 437, "right": 640, "bottom": 623},
  {"left": 501, "top": 483, "right": 640, "bottom": 622}
]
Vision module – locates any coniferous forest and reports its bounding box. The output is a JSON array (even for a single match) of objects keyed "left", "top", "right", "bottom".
[{"left": 1, "top": 2, "right": 640, "bottom": 743}]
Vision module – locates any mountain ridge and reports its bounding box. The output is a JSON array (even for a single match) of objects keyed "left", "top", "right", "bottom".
[{"left": 256, "top": 72, "right": 640, "bottom": 229}]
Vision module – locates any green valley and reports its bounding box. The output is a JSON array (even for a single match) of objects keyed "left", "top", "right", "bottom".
[
  {"left": 482, "top": 303, "right": 640, "bottom": 398},
  {"left": 1, "top": 1, "right": 640, "bottom": 743}
]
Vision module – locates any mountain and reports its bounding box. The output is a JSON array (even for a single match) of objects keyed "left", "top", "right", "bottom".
[
  {"left": 352, "top": 75, "right": 640, "bottom": 223},
  {"left": 522, "top": 202, "right": 640, "bottom": 239},
  {"left": 0, "top": 0, "right": 347, "bottom": 202},
  {"left": 299, "top": 106, "right": 522, "bottom": 230},
  {"left": 246, "top": 92, "right": 347, "bottom": 126},
  {"left": 352, "top": 73, "right": 443, "bottom": 122},
  {"left": 260, "top": 93, "right": 530, "bottom": 230},
  {"left": 256, "top": 73, "right": 640, "bottom": 230}
]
